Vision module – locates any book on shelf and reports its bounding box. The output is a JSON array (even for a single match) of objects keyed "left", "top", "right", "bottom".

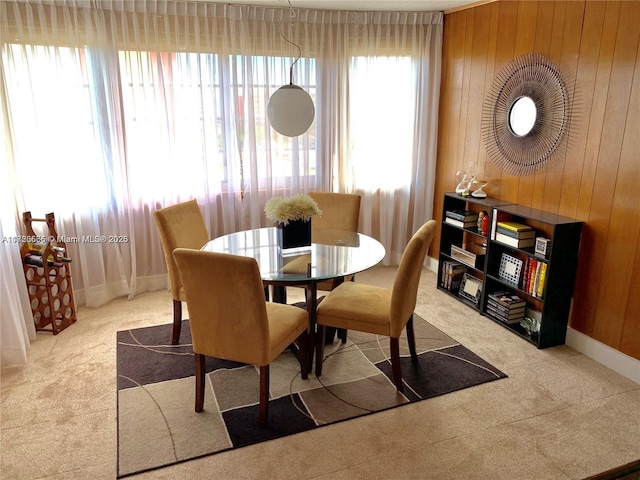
[
  {"left": 522, "top": 257, "right": 547, "bottom": 298},
  {"left": 486, "top": 298, "right": 525, "bottom": 316},
  {"left": 440, "top": 261, "right": 467, "bottom": 292},
  {"left": 495, "top": 232, "right": 536, "bottom": 248},
  {"left": 445, "top": 217, "right": 477, "bottom": 229},
  {"left": 445, "top": 210, "right": 479, "bottom": 222},
  {"left": 496, "top": 226, "right": 536, "bottom": 239},
  {"left": 488, "top": 291, "right": 526, "bottom": 309},
  {"left": 491, "top": 210, "right": 514, "bottom": 240},
  {"left": 486, "top": 305, "right": 525, "bottom": 324},
  {"left": 496, "top": 221, "right": 532, "bottom": 232}
]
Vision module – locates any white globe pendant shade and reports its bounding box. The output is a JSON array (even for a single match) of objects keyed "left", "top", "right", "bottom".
[{"left": 267, "top": 84, "right": 315, "bottom": 137}]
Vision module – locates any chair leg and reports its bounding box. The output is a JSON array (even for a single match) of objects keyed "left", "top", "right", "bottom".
[
  {"left": 294, "top": 330, "right": 308, "bottom": 380},
  {"left": 259, "top": 365, "right": 269, "bottom": 428},
  {"left": 337, "top": 328, "right": 348, "bottom": 344},
  {"left": 172, "top": 300, "right": 182, "bottom": 345},
  {"left": 315, "top": 324, "right": 326, "bottom": 377},
  {"left": 406, "top": 314, "right": 418, "bottom": 361},
  {"left": 390, "top": 337, "right": 404, "bottom": 394},
  {"left": 195, "top": 353, "right": 205, "bottom": 412}
]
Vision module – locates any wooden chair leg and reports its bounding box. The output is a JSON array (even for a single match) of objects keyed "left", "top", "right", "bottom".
[
  {"left": 172, "top": 300, "right": 182, "bottom": 345},
  {"left": 406, "top": 314, "right": 418, "bottom": 361},
  {"left": 295, "top": 330, "right": 308, "bottom": 380},
  {"left": 259, "top": 365, "right": 269, "bottom": 428},
  {"left": 390, "top": 337, "right": 404, "bottom": 393},
  {"left": 195, "top": 353, "right": 205, "bottom": 412},
  {"left": 337, "top": 328, "right": 348, "bottom": 344},
  {"left": 315, "top": 324, "right": 326, "bottom": 377}
]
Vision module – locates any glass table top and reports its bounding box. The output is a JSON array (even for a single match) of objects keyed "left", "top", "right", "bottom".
[{"left": 202, "top": 227, "right": 385, "bottom": 283}]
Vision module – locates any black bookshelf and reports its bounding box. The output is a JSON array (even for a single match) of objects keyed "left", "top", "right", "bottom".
[{"left": 438, "top": 193, "right": 583, "bottom": 349}]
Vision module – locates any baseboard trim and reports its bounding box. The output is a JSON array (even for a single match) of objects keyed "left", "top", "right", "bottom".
[{"left": 565, "top": 327, "right": 640, "bottom": 385}]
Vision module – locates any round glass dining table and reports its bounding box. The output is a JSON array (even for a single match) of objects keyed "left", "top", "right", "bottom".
[
  {"left": 202, "top": 227, "right": 385, "bottom": 285},
  {"left": 202, "top": 227, "right": 385, "bottom": 370}
]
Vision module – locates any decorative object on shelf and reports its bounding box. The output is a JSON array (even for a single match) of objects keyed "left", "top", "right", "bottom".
[
  {"left": 455, "top": 170, "right": 469, "bottom": 195},
  {"left": 451, "top": 243, "right": 486, "bottom": 269},
  {"left": 267, "top": 0, "right": 315, "bottom": 137},
  {"left": 498, "top": 253, "right": 523, "bottom": 285},
  {"left": 265, "top": 193, "right": 322, "bottom": 249},
  {"left": 535, "top": 237, "right": 551, "bottom": 258},
  {"left": 477, "top": 210, "right": 488, "bottom": 233},
  {"left": 455, "top": 162, "right": 479, "bottom": 196},
  {"left": 471, "top": 179, "right": 489, "bottom": 198},
  {"left": 520, "top": 316, "right": 541, "bottom": 337},
  {"left": 458, "top": 273, "right": 482, "bottom": 305},
  {"left": 482, "top": 53, "right": 569, "bottom": 176}
]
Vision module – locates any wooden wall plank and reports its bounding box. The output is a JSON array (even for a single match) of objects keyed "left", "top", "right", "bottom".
[
  {"left": 529, "top": 1, "right": 556, "bottom": 211},
  {"left": 463, "top": 5, "right": 492, "bottom": 181},
  {"left": 567, "top": 0, "right": 620, "bottom": 336},
  {"left": 618, "top": 4, "right": 640, "bottom": 360},
  {"left": 540, "top": 1, "right": 568, "bottom": 215},
  {"left": 592, "top": 0, "right": 640, "bottom": 348},
  {"left": 479, "top": 2, "right": 502, "bottom": 199},
  {"left": 512, "top": 0, "right": 539, "bottom": 207},
  {"left": 492, "top": 1, "right": 518, "bottom": 203},
  {"left": 565, "top": 0, "right": 607, "bottom": 334},
  {"left": 556, "top": 1, "right": 588, "bottom": 219}
]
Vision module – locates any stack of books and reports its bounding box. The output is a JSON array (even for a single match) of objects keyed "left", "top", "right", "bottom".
[
  {"left": 445, "top": 210, "right": 478, "bottom": 229},
  {"left": 522, "top": 257, "right": 548, "bottom": 298},
  {"left": 486, "top": 291, "right": 526, "bottom": 324},
  {"left": 495, "top": 221, "right": 535, "bottom": 248},
  {"left": 440, "top": 261, "right": 467, "bottom": 293}
]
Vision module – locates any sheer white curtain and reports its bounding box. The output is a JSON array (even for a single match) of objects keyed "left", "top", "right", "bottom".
[
  {"left": 1, "top": 67, "right": 36, "bottom": 366},
  {"left": 1, "top": 1, "right": 442, "bottom": 364},
  {"left": 311, "top": 10, "right": 442, "bottom": 264}
]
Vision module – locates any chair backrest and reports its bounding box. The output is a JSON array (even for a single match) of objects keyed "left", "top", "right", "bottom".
[
  {"left": 172, "top": 248, "right": 271, "bottom": 366},
  {"left": 153, "top": 200, "right": 210, "bottom": 301},
  {"left": 389, "top": 220, "right": 437, "bottom": 337},
  {"left": 309, "top": 192, "right": 361, "bottom": 234}
]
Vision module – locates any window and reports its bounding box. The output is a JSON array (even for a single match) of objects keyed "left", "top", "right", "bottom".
[
  {"left": 118, "top": 51, "right": 317, "bottom": 200},
  {"left": 3, "top": 44, "right": 109, "bottom": 214},
  {"left": 349, "top": 56, "right": 414, "bottom": 191}
]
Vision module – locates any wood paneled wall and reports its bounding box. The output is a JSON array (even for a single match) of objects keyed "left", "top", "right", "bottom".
[{"left": 434, "top": 0, "right": 640, "bottom": 359}]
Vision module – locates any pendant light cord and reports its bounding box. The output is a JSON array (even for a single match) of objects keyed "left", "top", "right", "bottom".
[{"left": 279, "top": 0, "right": 302, "bottom": 85}]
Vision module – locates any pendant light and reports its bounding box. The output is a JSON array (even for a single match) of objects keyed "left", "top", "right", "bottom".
[{"left": 267, "top": 1, "right": 315, "bottom": 137}]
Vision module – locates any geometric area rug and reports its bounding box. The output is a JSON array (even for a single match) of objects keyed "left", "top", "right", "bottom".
[{"left": 116, "top": 315, "right": 507, "bottom": 478}]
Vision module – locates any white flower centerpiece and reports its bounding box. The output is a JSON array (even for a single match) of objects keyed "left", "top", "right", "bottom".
[{"left": 264, "top": 194, "right": 322, "bottom": 249}]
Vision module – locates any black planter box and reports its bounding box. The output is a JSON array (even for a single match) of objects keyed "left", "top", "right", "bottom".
[{"left": 277, "top": 219, "right": 312, "bottom": 249}]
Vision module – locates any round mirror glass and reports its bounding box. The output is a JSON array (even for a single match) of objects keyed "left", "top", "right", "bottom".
[{"left": 509, "top": 96, "right": 537, "bottom": 137}]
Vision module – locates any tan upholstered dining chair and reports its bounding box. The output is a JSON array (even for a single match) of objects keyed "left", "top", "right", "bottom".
[
  {"left": 309, "top": 191, "right": 361, "bottom": 290},
  {"left": 306, "top": 192, "right": 361, "bottom": 344},
  {"left": 315, "top": 220, "right": 437, "bottom": 393},
  {"left": 172, "top": 248, "right": 308, "bottom": 428},
  {"left": 153, "top": 200, "right": 210, "bottom": 344}
]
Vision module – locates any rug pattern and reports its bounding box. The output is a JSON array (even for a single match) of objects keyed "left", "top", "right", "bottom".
[{"left": 117, "top": 316, "right": 506, "bottom": 477}]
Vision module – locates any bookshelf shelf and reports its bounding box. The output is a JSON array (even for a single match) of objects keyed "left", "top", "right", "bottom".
[{"left": 438, "top": 193, "right": 583, "bottom": 349}]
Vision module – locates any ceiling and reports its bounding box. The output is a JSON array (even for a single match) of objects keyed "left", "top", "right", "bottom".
[{"left": 203, "top": 0, "right": 482, "bottom": 13}]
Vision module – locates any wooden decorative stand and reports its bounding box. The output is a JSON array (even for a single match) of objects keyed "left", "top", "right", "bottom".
[{"left": 21, "top": 212, "right": 77, "bottom": 334}]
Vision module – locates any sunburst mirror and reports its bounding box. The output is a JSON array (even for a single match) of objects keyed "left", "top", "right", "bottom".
[{"left": 482, "top": 53, "right": 569, "bottom": 176}]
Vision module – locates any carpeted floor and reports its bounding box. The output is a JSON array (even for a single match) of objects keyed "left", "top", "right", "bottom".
[{"left": 116, "top": 315, "right": 506, "bottom": 478}]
